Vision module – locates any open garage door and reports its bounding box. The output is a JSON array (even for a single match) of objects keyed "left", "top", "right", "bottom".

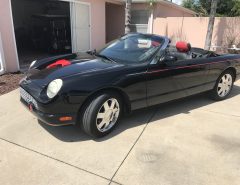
[
  {"left": 70, "top": 2, "right": 91, "bottom": 52},
  {"left": 11, "top": 0, "right": 72, "bottom": 70}
]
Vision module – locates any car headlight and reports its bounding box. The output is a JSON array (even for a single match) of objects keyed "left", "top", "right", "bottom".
[
  {"left": 29, "top": 60, "right": 37, "bottom": 68},
  {"left": 46, "top": 79, "right": 63, "bottom": 99}
]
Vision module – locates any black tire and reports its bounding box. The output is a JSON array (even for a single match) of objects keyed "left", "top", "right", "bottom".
[
  {"left": 81, "top": 92, "right": 122, "bottom": 138},
  {"left": 210, "top": 70, "right": 234, "bottom": 101}
]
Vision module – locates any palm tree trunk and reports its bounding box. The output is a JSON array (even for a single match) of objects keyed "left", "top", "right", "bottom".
[
  {"left": 125, "top": 0, "right": 132, "bottom": 34},
  {"left": 204, "top": 0, "right": 218, "bottom": 50}
]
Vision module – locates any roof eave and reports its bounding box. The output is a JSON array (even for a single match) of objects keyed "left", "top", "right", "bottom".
[{"left": 131, "top": 0, "right": 196, "bottom": 15}]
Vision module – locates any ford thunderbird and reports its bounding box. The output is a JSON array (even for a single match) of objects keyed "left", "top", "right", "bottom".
[{"left": 20, "top": 33, "right": 240, "bottom": 137}]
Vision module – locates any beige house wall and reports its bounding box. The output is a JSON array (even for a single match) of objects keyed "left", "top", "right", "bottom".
[
  {"left": 154, "top": 17, "right": 240, "bottom": 49},
  {"left": 153, "top": 18, "right": 168, "bottom": 35}
]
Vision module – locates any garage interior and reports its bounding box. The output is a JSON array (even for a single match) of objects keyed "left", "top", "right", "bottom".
[
  {"left": 105, "top": 2, "right": 125, "bottom": 43},
  {"left": 11, "top": 0, "right": 72, "bottom": 70}
]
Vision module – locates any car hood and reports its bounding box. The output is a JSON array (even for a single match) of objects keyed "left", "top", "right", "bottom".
[{"left": 24, "top": 54, "right": 125, "bottom": 88}]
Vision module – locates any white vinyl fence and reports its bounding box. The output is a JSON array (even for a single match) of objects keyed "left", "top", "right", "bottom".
[{"left": 0, "top": 32, "right": 5, "bottom": 75}]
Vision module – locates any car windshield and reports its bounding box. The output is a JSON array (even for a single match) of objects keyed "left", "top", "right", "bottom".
[{"left": 98, "top": 34, "right": 164, "bottom": 63}]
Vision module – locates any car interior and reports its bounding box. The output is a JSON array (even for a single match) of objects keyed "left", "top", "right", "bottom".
[{"left": 166, "top": 41, "right": 219, "bottom": 61}]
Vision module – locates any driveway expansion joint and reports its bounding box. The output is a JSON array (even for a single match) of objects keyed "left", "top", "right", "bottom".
[
  {"left": 201, "top": 109, "right": 240, "bottom": 118},
  {"left": 108, "top": 108, "right": 159, "bottom": 185},
  {"left": 0, "top": 137, "right": 122, "bottom": 185}
]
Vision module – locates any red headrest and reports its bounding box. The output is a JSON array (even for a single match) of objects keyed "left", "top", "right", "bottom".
[
  {"left": 176, "top": 41, "right": 191, "bottom": 53},
  {"left": 47, "top": 59, "right": 71, "bottom": 69}
]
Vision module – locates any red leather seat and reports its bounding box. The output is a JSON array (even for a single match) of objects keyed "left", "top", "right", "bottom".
[{"left": 176, "top": 41, "right": 191, "bottom": 53}]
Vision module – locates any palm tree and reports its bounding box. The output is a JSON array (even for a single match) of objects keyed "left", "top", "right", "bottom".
[
  {"left": 204, "top": 0, "right": 218, "bottom": 50},
  {"left": 125, "top": 0, "right": 132, "bottom": 34}
]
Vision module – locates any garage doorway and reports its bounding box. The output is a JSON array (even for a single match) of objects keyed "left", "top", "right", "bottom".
[
  {"left": 105, "top": 2, "right": 125, "bottom": 43},
  {"left": 11, "top": 0, "right": 72, "bottom": 70}
]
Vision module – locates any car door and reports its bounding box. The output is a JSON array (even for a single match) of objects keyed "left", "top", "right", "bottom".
[{"left": 146, "top": 57, "right": 209, "bottom": 107}]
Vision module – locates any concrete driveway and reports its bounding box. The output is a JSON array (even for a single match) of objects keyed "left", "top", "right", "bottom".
[{"left": 0, "top": 81, "right": 240, "bottom": 185}]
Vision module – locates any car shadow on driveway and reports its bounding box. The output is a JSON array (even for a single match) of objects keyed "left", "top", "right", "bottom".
[{"left": 38, "top": 85, "right": 240, "bottom": 142}]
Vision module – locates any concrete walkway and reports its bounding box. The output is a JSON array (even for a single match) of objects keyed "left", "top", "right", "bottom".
[{"left": 0, "top": 81, "right": 240, "bottom": 185}]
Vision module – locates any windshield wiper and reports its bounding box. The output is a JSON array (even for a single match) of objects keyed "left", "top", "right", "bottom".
[{"left": 95, "top": 53, "right": 116, "bottom": 63}]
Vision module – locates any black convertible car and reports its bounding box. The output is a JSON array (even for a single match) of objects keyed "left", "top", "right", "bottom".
[{"left": 20, "top": 33, "right": 240, "bottom": 137}]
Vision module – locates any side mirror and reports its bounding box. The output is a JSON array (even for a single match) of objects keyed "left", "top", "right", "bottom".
[
  {"left": 163, "top": 55, "right": 177, "bottom": 63},
  {"left": 87, "top": 49, "right": 96, "bottom": 55}
]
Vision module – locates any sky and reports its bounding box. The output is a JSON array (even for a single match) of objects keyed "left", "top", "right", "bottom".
[{"left": 172, "top": 0, "right": 183, "bottom": 5}]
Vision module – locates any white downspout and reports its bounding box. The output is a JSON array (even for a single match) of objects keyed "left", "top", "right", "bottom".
[
  {"left": 147, "top": 2, "right": 154, "bottom": 34},
  {"left": 149, "top": 9, "right": 153, "bottom": 34},
  {"left": 0, "top": 32, "right": 6, "bottom": 75}
]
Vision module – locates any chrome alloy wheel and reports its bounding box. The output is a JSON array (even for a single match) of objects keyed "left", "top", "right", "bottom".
[
  {"left": 217, "top": 74, "right": 233, "bottom": 97},
  {"left": 96, "top": 98, "right": 120, "bottom": 132}
]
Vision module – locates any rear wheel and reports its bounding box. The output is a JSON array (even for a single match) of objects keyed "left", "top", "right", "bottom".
[
  {"left": 81, "top": 92, "right": 122, "bottom": 138},
  {"left": 210, "top": 70, "right": 234, "bottom": 100}
]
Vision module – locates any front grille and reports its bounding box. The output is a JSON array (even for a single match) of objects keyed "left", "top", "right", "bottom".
[{"left": 20, "top": 87, "right": 38, "bottom": 109}]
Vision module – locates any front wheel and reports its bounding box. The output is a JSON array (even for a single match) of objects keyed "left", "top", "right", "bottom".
[
  {"left": 81, "top": 92, "right": 122, "bottom": 138},
  {"left": 210, "top": 70, "right": 234, "bottom": 100}
]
